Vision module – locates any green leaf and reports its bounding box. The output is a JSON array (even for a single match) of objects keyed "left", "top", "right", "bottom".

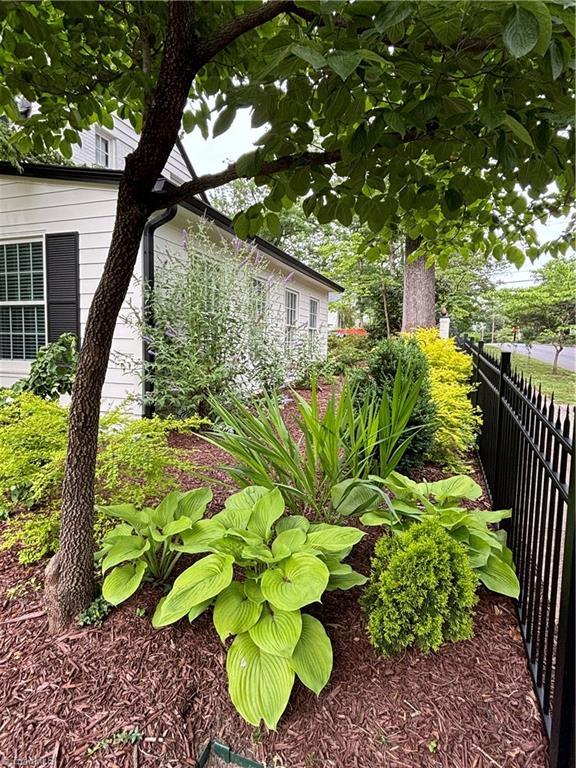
[
  {"left": 271, "top": 528, "right": 307, "bottom": 558},
  {"left": 233, "top": 212, "right": 249, "bottom": 240},
  {"left": 213, "top": 106, "right": 236, "bottom": 138},
  {"left": 425, "top": 476, "right": 483, "bottom": 503},
  {"left": 477, "top": 554, "right": 520, "bottom": 598},
  {"left": 188, "top": 598, "right": 213, "bottom": 623},
  {"left": 213, "top": 581, "right": 263, "bottom": 642},
  {"left": 177, "top": 488, "right": 213, "bottom": 522},
  {"left": 101, "top": 535, "right": 150, "bottom": 573},
  {"left": 549, "top": 39, "right": 565, "bottom": 79},
  {"left": 150, "top": 491, "right": 181, "bottom": 528},
  {"left": 261, "top": 553, "right": 329, "bottom": 611},
  {"left": 182, "top": 111, "right": 195, "bottom": 133},
  {"left": 503, "top": 6, "right": 539, "bottom": 58},
  {"left": 275, "top": 515, "right": 310, "bottom": 535},
  {"left": 244, "top": 579, "right": 265, "bottom": 604},
  {"left": 247, "top": 487, "right": 284, "bottom": 541},
  {"left": 518, "top": 1, "right": 552, "bottom": 56},
  {"left": 326, "top": 563, "right": 368, "bottom": 592},
  {"left": 172, "top": 518, "right": 227, "bottom": 554},
  {"left": 248, "top": 606, "right": 302, "bottom": 657},
  {"left": 445, "top": 188, "right": 464, "bottom": 212},
  {"left": 360, "top": 511, "right": 390, "bottom": 527},
  {"left": 507, "top": 245, "right": 525, "bottom": 268},
  {"left": 305, "top": 523, "right": 365, "bottom": 553},
  {"left": 375, "top": 1, "right": 413, "bottom": 32},
  {"left": 326, "top": 51, "right": 363, "bottom": 81},
  {"left": 290, "top": 614, "right": 333, "bottom": 695},
  {"left": 504, "top": 114, "right": 534, "bottom": 148},
  {"left": 102, "top": 561, "right": 147, "bottom": 606},
  {"left": 102, "top": 503, "right": 148, "bottom": 530},
  {"left": 265, "top": 212, "right": 281, "bottom": 239},
  {"left": 291, "top": 44, "right": 327, "bottom": 70},
  {"left": 152, "top": 553, "right": 234, "bottom": 627},
  {"left": 226, "top": 632, "right": 295, "bottom": 729}
]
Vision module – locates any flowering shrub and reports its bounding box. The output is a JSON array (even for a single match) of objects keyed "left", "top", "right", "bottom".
[
  {"left": 410, "top": 328, "right": 481, "bottom": 468},
  {"left": 120, "top": 220, "right": 324, "bottom": 417}
]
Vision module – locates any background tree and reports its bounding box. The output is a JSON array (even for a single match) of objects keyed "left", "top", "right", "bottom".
[
  {"left": 496, "top": 255, "right": 576, "bottom": 371},
  {"left": 1, "top": 0, "right": 573, "bottom": 628}
]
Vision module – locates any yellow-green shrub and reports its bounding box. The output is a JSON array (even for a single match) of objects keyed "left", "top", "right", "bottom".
[{"left": 409, "top": 329, "right": 481, "bottom": 469}]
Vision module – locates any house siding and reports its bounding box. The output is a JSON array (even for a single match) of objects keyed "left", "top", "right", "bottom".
[
  {"left": 72, "top": 115, "right": 191, "bottom": 182},
  {"left": 0, "top": 175, "right": 143, "bottom": 412}
]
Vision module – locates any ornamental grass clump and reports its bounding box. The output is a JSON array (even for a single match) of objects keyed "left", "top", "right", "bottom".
[{"left": 362, "top": 519, "right": 478, "bottom": 657}]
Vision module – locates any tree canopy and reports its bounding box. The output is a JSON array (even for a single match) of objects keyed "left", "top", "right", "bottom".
[{"left": 1, "top": 0, "right": 574, "bottom": 267}]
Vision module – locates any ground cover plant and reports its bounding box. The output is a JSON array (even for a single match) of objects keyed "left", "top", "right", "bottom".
[
  {"left": 410, "top": 328, "right": 481, "bottom": 468},
  {"left": 206, "top": 371, "right": 422, "bottom": 518},
  {"left": 351, "top": 336, "right": 438, "bottom": 472},
  {"left": 98, "top": 484, "right": 367, "bottom": 730},
  {"left": 0, "top": 390, "right": 205, "bottom": 563},
  {"left": 363, "top": 519, "right": 478, "bottom": 656},
  {"left": 357, "top": 471, "right": 520, "bottom": 598}
]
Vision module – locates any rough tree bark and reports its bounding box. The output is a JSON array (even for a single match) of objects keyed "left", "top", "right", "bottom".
[
  {"left": 45, "top": 0, "right": 315, "bottom": 631},
  {"left": 401, "top": 236, "right": 436, "bottom": 331}
]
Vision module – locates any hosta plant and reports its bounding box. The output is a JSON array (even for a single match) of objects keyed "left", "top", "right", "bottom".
[
  {"left": 150, "top": 485, "right": 367, "bottom": 729},
  {"left": 356, "top": 471, "right": 520, "bottom": 599},
  {"left": 96, "top": 488, "right": 213, "bottom": 605}
]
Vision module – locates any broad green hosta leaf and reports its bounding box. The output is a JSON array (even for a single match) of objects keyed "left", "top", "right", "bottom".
[
  {"left": 331, "top": 479, "right": 381, "bottom": 517},
  {"left": 162, "top": 517, "right": 194, "bottom": 537},
  {"left": 176, "top": 487, "right": 213, "bottom": 522},
  {"left": 101, "top": 503, "right": 150, "bottom": 531},
  {"left": 227, "top": 633, "right": 295, "bottom": 729},
  {"left": 305, "top": 524, "right": 365, "bottom": 553},
  {"left": 474, "top": 508, "right": 512, "bottom": 525},
  {"left": 275, "top": 515, "right": 310, "bottom": 535},
  {"left": 213, "top": 581, "right": 263, "bottom": 642},
  {"left": 291, "top": 614, "right": 332, "bottom": 696},
  {"left": 477, "top": 553, "right": 520, "bottom": 598},
  {"left": 244, "top": 579, "right": 265, "bottom": 604},
  {"left": 152, "top": 553, "right": 234, "bottom": 628},
  {"left": 360, "top": 510, "right": 393, "bottom": 527},
  {"left": 467, "top": 533, "right": 492, "bottom": 568},
  {"left": 271, "top": 528, "right": 307, "bottom": 558},
  {"left": 150, "top": 491, "right": 182, "bottom": 528},
  {"left": 172, "top": 518, "right": 226, "bottom": 554},
  {"left": 102, "top": 561, "right": 147, "bottom": 605},
  {"left": 248, "top": 487, "right": 285, "bottom": 540},
  {"left": 188, "top": 598, "right": 213, "bottom": 623},
  {"left": 101, "top": 535, "right": 150, "bottom": 573},
  {"left": 249, "top": 607, "right": 302, "bottom": 658},
  {"left": 433, "top": 508, "right": 472, "bottom": 530},
  {"left": 425, "top": 475, "right": 483, "bottom": 503},
  {"left": 215, "top": 485, "right": 270, "bottom": 530},
  {"left": 325, "top": 563, "right": 367, "bottom": 592},
  {"left": 261, "top": 553, "right": 329, "bottom": 611}
]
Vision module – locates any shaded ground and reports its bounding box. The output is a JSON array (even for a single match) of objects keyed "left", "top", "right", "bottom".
[{"left": 0, "top": 385, "right": 548, "bottom": 768}]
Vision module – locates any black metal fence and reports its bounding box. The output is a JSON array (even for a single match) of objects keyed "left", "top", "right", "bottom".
[{"left": 459, "top": 338, "right": 574, "bottom": 768}]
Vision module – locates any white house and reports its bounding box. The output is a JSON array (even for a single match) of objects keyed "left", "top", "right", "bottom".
[{"left": 0, "top": 117, "right": 343, "bottom": 413}]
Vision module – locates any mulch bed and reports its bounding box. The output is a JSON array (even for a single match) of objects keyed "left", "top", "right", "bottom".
[{"left": 0, "top": 384, "right": 548, "bottom": 768}]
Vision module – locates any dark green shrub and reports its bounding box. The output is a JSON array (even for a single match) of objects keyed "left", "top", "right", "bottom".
[
  {"left": 362, "top": 520, "right": 478, "bottom": 656},
  {"left": 356, "top": 337, "right": 437, "bottom": 471},
  {"left": 327, "top": 334, "right": 372, "bottom": 374},
  {"left": 12, "top": 333, "right": 78, "bottom": 400}
]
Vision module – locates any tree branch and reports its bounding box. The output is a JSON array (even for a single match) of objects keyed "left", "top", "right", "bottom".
[
  {"left": 153, "top": 148, "right": 342, "bottom": 208},
  {"left": 196, "top": 0, "right": 295, "bottom": 65}
]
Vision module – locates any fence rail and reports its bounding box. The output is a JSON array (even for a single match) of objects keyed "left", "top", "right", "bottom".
[{"left": 459, "top": 338, "right": 574, "bottom": 768}]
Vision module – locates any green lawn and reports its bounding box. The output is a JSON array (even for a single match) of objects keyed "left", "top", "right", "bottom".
[{"left": 485, "top": 346, "right": 575, "bottom": 405}]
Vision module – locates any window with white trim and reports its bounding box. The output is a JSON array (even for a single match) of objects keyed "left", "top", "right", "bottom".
[
  {"left": 285, "top": 289, "right": 298, "bottom": 345},
  {"left": 95, "top": 132, "right": 111, "bottom": 168},
  {"left": 309, "top": 298, "right": 319, "bottom": 333},
  {"left": 0, "top": 241, "right": 46, "bottom": 360}
]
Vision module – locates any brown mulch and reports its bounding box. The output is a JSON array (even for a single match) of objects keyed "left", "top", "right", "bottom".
[{"left": 0, "top": 386, "right": 548, "bottom": 768}]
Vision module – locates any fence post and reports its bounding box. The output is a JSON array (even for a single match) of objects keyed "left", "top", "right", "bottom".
[
  {"left": 474, "top": 340, "right": 484, "bottom": 408},
  {"left": 493, "top": 350, "right": 511, "bottom": 510},
  {"left": 549, "top": 454, "right": 575, "bottom": 768}
]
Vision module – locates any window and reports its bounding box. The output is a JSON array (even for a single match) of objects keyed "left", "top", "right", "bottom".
[
  {"left": 95, "top": 132, "right": 110, "bottom": 168},
  {"left": 0, "top": 241, "right": 46, "bottom": 360},
  {"left": 252, "top": 278, "right": 267, "bottom": 321},
  {"left": 285, "top": 289, "right": 298, "bottom": 345},
  {"left": 309, "top": 298, "right": 318, "bottom": 332}
]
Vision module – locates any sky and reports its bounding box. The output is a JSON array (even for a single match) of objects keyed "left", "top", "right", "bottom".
[{"left": 182, "top": 111, "right": 571, "bottom": 289}]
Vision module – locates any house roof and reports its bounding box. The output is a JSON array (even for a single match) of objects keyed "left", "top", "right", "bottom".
[{"left": 0, "top": 161, "right": 344, "bottom": 293}]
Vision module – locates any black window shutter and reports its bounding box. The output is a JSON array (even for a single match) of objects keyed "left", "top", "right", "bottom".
[{"left": 45, "top": 232, "right": 80, "bottom": 343}]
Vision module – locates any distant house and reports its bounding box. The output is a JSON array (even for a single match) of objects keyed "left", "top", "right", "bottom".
[{"left": 0, "top": 116, "right": 342, "bottom": 413}]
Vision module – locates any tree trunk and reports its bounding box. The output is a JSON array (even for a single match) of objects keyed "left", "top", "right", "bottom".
[
  {"left": 401, "top": 236, "right": 436, "bottom": 331},
  {"left": 381, "top": 280, "right": 390, "bottom": 338},
  {"left": 552, "top": 346, "right": 562, "bottom": 374}
]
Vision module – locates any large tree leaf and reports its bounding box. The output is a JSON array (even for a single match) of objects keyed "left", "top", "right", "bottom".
[
  {"left": 226, "top": 633, "right": 295, "bottom": 729},
  {"left": 290, "top": 614, "right": 333, "bottom": 696},
  {"left": 249, "top": 606, "right": 302, "bottom": 658},
  {"left": 101, "top": 535, "right": 150, "bottom": 573},
  {"left": 503, "top": 6, "right": 539, "bottom": 58},
  {"left": 305, "top": 523, "right": 365, "bottom": 553},
  {"left": 152, "top": 553, "right": 234, "bottom": 628},
  {"left": 213, "top": 581, "right": 263, "bottom": 642},
  {"left": 102, "top": 561, "right": 147, "bottom": 606},
  {"left": 261, "top": 553, "right": 329, "bottom": 611},
  {"left": 477, "top": 554, "right": 520, "bottom": 598},
  {"left": 504, "top": 114, "right": 534, "bottom": 148}
]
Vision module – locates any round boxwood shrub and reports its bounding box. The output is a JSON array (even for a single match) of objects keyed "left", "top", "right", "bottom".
[
  {"left": 362, "top": 519, "right": 478, "bottom": 656},
  {"left": 352, "top": 336, "right": 437, "bottom": 471}
]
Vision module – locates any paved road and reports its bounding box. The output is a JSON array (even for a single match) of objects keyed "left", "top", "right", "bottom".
[{"left": 498, "top": 343, "right": 576, "bottom": 372}]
